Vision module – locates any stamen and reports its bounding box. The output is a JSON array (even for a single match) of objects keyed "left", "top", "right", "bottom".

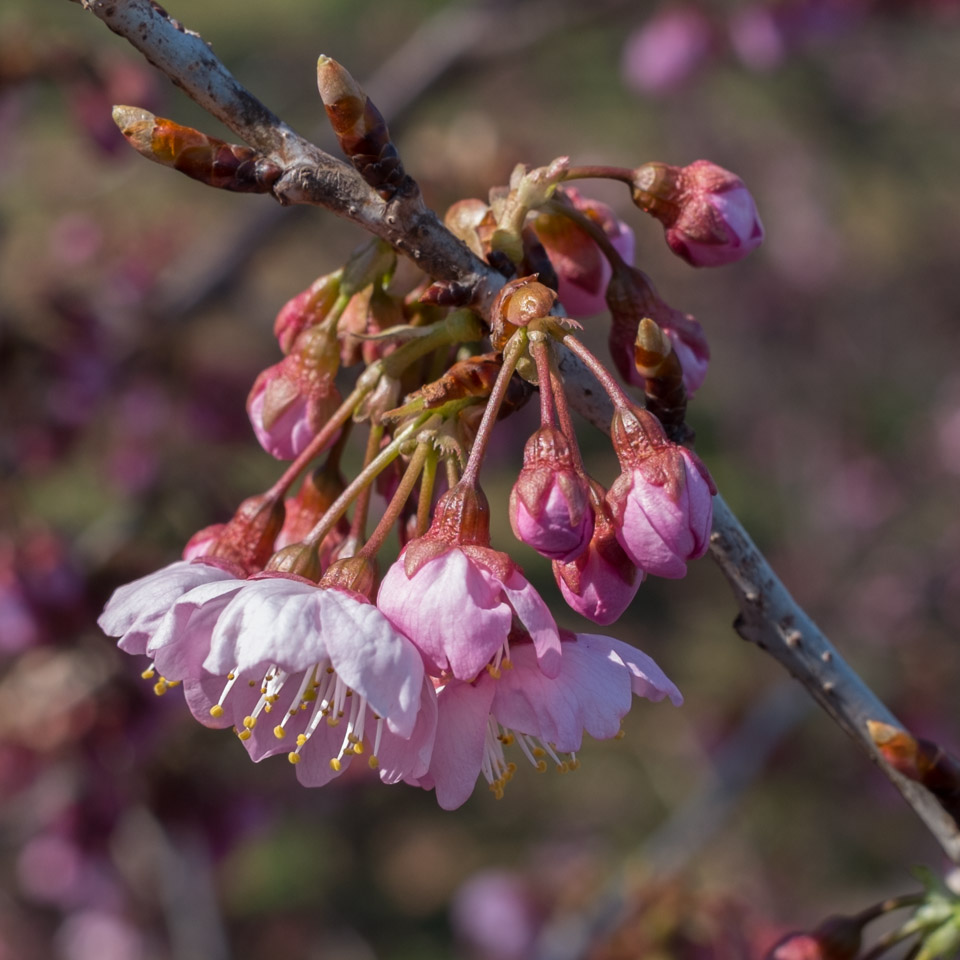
[{"left": 141, "top": 663, "right": 156, "bottom": 680}]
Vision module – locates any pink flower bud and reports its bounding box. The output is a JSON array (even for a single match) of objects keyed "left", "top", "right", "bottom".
[
  {"left": 632, "top": 160, "right": 764, "bottom": 267},
  {"left": 764, "top": 914, "right": 863, "bottom": 960},
  {"left": 182, "top": 523, "right": 225, "bottom": 561},
  {"left": 553, "top": 488, "right": 643, "bottom": 624},
  {"left": 273, "top": 272, "right": 341, "bottom": 354},
  {"left": 509, "top": 427, "right": 593, "bottom": 562},
  {"left": 246, "top": 327, "right": 341, "bottom": 461},
  {"left": 533, "top": 188, "right": 635, "bottom": 317},
  {"left": 607, "top": 408, "right": 715, "bottom": 578}
]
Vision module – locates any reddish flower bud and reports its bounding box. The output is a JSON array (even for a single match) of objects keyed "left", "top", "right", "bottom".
[
  {"left": 509, "top": 427, "right": 593, "bottom": 562},
  {"left": 246, "top": 326, "right": 342, "bottom": 461},
  {"left": 765, "top": 915, "right": 863, "bottom": 960},
  {"left": 533, "top": 188, "right": 635, "bottom": 317},
  {"left": 553, "top": 484, "right": 643, "bottom": 624},
  {"left": 204, "top": 494, "right": 286, "bottom": 576},
  {"left": 273, "top": 272, "right": 342, "bottom": 354},
  {"left": 181, "top": 523, "right": 226, "bottom": 561},
  {"left": 607, "top": 407, "right": 715, "bottom": 578},
  {"left": 632, "top": 159, "right": 764, "bottom": 267},
  {"left": 606, "top": 263, "right": 710, "bottom": 395}
]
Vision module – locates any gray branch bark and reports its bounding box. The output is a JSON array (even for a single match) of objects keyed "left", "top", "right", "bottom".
[{"left": 74, "top": 0, "right": 960, "bottom": 864}]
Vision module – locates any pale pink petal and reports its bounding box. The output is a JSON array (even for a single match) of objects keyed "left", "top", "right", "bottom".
[
  {"left": 492, "top": 641, "right": 632, "bottom": 751},
  {"left": 98, "top": 560, "right": 234, "bottom": 655},
  {"left": 617, "top": 490, "right": 690, "bottom": 578},
  {"left": 203, "top": 577, "right": 326, "bottom": 674},
  {"left": 378, "top": 550, "right": 511, "bottom": 680},
  {"left": 555, "top": 546, "right": 643, "bottom": 626},
  {"left": 423, "top": 680, "right": 496, "bottom": 810},
  {"left": 375, "top": 678, "right": 438, "bottom": 784},
  {"left": 587, "top": 634, "right": 683, "bottom": 706},
  {"left": 182, "top": 674, "right": 260, "bottom": 731},
  {"left": 248, "top": 386, "right": 313, "bottom": 461},
  {"left": 146, "top": 579, "right": 245, "bottom": 680},
  {"left": 321, "top": 587, "right": 424, "bottom": 739},
  {"left": 683, "top": 455, "right": 714, "bottom": 556},
  {"left": 498, "top": 569, "right": 562, "bottom": 678}
]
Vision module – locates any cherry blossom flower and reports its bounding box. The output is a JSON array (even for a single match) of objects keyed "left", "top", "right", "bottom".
[
  {"left": 154, "top": 574, "right": 436, "bottom": 784},
  {"left": 420, "top": 632, "right": 681, "bottom": 809}
]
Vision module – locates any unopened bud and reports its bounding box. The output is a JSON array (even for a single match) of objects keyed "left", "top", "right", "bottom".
[
  {"left": 206, "top": 494, "right": 285, "bottom": 575},
  {"left": 489, "top": 276, "right": 556, "bottom": 351},
  {"left": 319, "top": 555, "right": 378, "bottom": 599},
  {"left": 428, "top": 483, "right": 491, "bottom": 547},
  {"left": 509, "top": 427, "right": 593, "bottom": 562},
  {"left": 632, "top": 159, "right": 764, "bottom": 267},
  {"left": 264, "top": 542, "right": 322, "bottom": 581},
  {"left": 765, "top": 915, "right": 863, "bottom": 960},
  {"left": 112, "top": 107, "right": 282, "bottom": 193},
  {"left": 316, "top": 56, "right": 405, "bottom": 199},
  {"left": 273, "top": 272, "right": 342, "bottom": 354}
]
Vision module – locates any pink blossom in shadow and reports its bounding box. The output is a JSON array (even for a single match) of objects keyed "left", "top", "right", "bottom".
[{"left": 420, "top": 632, "right": 681, "bottom": 809}]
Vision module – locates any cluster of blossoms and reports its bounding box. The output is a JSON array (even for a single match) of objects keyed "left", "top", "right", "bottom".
[{"left": 100, "top": 57, "right": 763, "bottom": 808}]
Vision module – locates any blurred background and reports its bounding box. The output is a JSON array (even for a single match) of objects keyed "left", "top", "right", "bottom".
[{"left": 2, "top": 1, "right": 960, "bottom": 957}]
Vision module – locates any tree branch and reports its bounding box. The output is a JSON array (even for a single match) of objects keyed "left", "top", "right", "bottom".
[
  {"left": 74, "top": 0, "right": 960, "bottom": 864},
  {"left": 70, "top": 0, "right": 498, "bottom": 289},
  {"left": 556, "top": 349, "right": 960, "bottom": 864}
]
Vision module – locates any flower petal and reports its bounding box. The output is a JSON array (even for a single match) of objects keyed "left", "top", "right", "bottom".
[
  {"left": 499, "top": 569, "right": 562, "bottom": 678},
  {"left": 98, "top": 561, "right": 233, "bottom": 655},
  {"left": 375, "top": 678, "right": 438, "bottom": 785},
  {"left": 423, "top": 680, "right": 496, "bottom": 810},
  {"left": 583, "top": 634, "right": 683, "bottom": 706}
]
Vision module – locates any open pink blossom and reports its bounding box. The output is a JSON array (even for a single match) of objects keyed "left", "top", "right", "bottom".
[
  {"left": 173, "top": 574, "right": 436, "bottom": 784},
  {"left": 420, "top": 632, "right": 681, "bottom": 809},
  {"left": 97, "top": 560, "right": 236, "bottom": 657},
  {"left": 378, "top": 546, "right": 561, "bottom": 682},
  {"left": 608, "top": 407, "right": 715, "bottom": 579},
  {"left": 533, "top": 188, "right": 635, "bottom": 318},
  {"left": 378, "top": 483, "right": 562, "bottom": 682},
  {"left": 509, "top": 427, "right": 593, "bottom": 562}
]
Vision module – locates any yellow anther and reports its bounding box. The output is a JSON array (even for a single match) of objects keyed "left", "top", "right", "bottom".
[
  {"left": 238, "top": 729, "right": 252, "bottom": 741},
  {"left": 247, "top": 679, "right": 256, "bottom": 687},
  {"left": 569, "top": 758, "right": 580, "bottom": 770},
  {"left": 167, "top": 680, "right": 180, "bottom": 688},
  {"left": 325, "top": 666, "right": 334, "bottom": 674},
  {"left": 505, "top": 763, "right": 517, "bottom": 780},
  {"left": 352, "top": 741, "right": 364, "bottom": 755},
  {"left": 264, "top": 704, "right": 272, "bottom": 713},
  {"left": 532, "top": 747, "right": 546, "bottom": 758},
  {"left": 486, "top": 665, "right": 501, "bottom": 679},
  {"left": 153, "top": 681, "right": 168, "bottom": 696},
  {"left": 615, "top": 729, "right": 625, "bottom": 740},
  {"left": 347, "top": 733, "right": 360, "bottom": 743},
  {"left": 288, "top": 752, "right": 301, "bottom": 764},
  {"left": 327, "top": 716, "right": 340, "bottom": 727},
  {"left": 499, "top": 733, "right": 515, "bottom": 746},
  {"left": 303, "top": 688, "right": 317, "bottom": 702},
  {"left": 227, "top": 672, "right": 236, "bottom": 680},
  {"left": 536, "top": 760, "right": 547, "bottom": 773},
  {"left": 296, "top": 734, "right": 307, "bottom": 747},
  {"left": 273, "top": 725, "right": 286, "bottom": 740},
  {"left": 345, "top": 689, "right": 352, "bottom": 697},
  {"left": 368, "top": 755, "right": 379, "bottom": 770},
  {"left": 329, "top": 757, "right": 342, "bottom": 772},
  {"left": 502, "top": 658, "right": 513, "bottom": 671},
  {"left": 558, "top": 762, "right": 570, "bottom": 774},
  {"left": 209, "top": 705, "right": 225, "bottom": 719},
  {"left": 141, "top": 668, "right": 156, "bottom": 680},
  {"left": 288, "top": 708, "right": 298, "bottom": 717},
  {"left": 260, "top": 687, "right": 267, "bottom": 695},
  {"left": 242, "top": 716, "right": 256, "bottom": 730}
]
